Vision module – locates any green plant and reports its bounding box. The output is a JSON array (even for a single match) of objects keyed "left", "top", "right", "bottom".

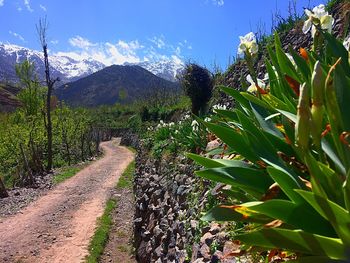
[
  {"left": 180, "top": 63, "right": 213, "bottom": 116},
  {"left": 189, "top": 16, "right": 350, "bottom": 262}
]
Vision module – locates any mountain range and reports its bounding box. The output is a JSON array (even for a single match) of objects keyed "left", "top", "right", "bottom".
[{"left": 0, "top": 43, "right": 184, "bottom": 83}]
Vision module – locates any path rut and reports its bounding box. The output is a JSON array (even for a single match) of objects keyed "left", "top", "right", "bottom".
[{"left": 0, "top": 139, "right": 134, "bottom": 263}]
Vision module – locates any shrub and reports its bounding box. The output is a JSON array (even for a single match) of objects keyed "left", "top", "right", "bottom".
[{"left": 180, "top": 63, "right": 213, "bottom": 116}]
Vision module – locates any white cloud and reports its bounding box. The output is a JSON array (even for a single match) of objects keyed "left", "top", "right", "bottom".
[
  {"left": 17, "top": 7, "right": 22, "bottom": 11},
  {"left": 69, "top": 36, "right": 96, "bottom": 49},
  {"left": 0, "top": 0, "right": 4, "bottom": 7},
  {"left": 50, "top": 40, "right": 59, "bottom": 45},
  {"left": 178, "top": 40, "right": 192, "bottom": 50},
  {"left": 57, "top": 36, "right": 185, "bottom": 68},
  {"left": 213, "top": 0, "right": 224, "bottom": 6},
  {"left": 39, "top": 4, "right": 46, "bottom": 11},
  {"left": 149, "top": 36, "right": 165, "bottom": 49},
  {"left": 9, "top": 31, "right": 26, "bottom": 42},
  {"left": 61, "top": 37, "right": 144, "bottom": 65},
  {"left": 24, "top": 0, "right": 33, "bottom": 12}
]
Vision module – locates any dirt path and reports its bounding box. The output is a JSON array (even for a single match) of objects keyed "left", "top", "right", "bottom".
[{"left": 0, "top": 139, "right": 134, "bottom": 263}]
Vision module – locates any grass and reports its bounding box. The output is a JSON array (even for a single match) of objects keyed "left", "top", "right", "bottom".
[
  {"left": 53, "top": 167, "right": 81, "bottom": 184},
  {"left": 85, "top": 159, "right": 135, "bottom": 263},
  {"left": 116, "top": 160, "right": 135, "bottom": 189},
  {"left": 85, "top": 199, "right": 116, "bottom": 263}
]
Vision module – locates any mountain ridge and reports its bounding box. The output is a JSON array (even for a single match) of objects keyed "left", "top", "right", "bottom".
[
  {"left": 0, "top": 42, "right": 184, "bottom": 83},
  {"left": 55, "top": 64, "right": 180, "bottom": 107}
]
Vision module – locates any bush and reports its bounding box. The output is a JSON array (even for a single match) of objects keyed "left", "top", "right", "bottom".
[{"left": 180, "top": 63, "right": 213, "bottom": 116}]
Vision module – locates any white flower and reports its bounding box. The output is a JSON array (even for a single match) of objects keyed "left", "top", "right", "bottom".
[
  {"left": 213, "top": 104, "right": 227, "bottom": 113},
  {"left": 344, "top": 35, "right": 350, "bottom": 51},
  {"left": 204, "top": 117, "right": 211, "bottom": 122},
  {"left": 191, "top": 120, "right": 199, "bottom": 127},
  {"left": 246, "top": 74, "right": 267, "bottom": 93},
  {"left": 174, "top": 130, "right": 179, "bottom": 134},
  {"left": 238, "top": 32, "right": 258, "bottom": 56},
  {"left": 303, "top": 4, "right": 334, "bottom": 38},
  {"left": 169, "top": 122, "right": 175, "bottom": 127},
  {"left": 191, "top": 120, "right": 199, "bottom": 132},
  {"left": 183, "top": 114, "right": 190, "bottom": 120}
]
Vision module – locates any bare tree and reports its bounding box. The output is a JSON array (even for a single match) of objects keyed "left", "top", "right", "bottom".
[{"left": 36, "top": 17, "right": 59, "bottom": 171}]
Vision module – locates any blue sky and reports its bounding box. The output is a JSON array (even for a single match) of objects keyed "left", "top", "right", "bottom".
[{"left": 0, "top": 0, "right": 327, "bottom": 69}]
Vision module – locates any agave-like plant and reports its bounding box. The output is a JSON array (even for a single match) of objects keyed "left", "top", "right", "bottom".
[{"left": 189, "top": 18, "right": 350, "bottom": 263}]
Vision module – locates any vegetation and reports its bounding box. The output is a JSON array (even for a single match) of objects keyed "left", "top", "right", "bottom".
[
  {"left": 189, "top": 4, "right": 350, "bottom": 262},
  {"left": 179, "top": 63, "right": 213, "bottom": 116},
  {"left": 53, "top": 166, "right": 83, "bottom": 185}
]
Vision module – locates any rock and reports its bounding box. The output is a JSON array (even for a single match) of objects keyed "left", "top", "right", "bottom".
[
  {"left": 222, "top": 241, "right": 241, "bottom": 262},
  {"left": 199, "top": 243, "right": 211, "bottom": 260},
  {"left": 206, "top": 139, "right": 221, "bottom": 151},
  {"left": 154, "top": 245, "right": 163, "bottom": 258},
  {"left": 153, "top": 225, "right": 164, "bottom": 241},
  {"left": 193, "top": 259, "right": 206, "bottom": 263},
  {"left": 137, "top": 240, "right": 152, "bottom": 263},
  {"left": 191, "top": 243, "right": 200, "bottom": 262},
  {"left": 200, "top": 232, "right": 214, "bottom": 246},
  {"left": 209, "top": 223, "right": 221, "bottom": 235}
]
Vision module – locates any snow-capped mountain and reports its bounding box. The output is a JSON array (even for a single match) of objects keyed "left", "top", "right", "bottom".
[
  {"left": 0, "top": 43, "right": 184, "bottom": 83},
  {"left": 0, "top": 43, "right": 105, "bottom": 83},
  {"left": 133, "top": 59, "right": 184, "bottom": 82}
]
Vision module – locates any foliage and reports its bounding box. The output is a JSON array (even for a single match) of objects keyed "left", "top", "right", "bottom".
[
  {"left": 179, "top": 63, "right": 213, "bottom": 116},
  {"left": 116, "top": 160, "right": 135, "bottom": 189},
  {"left": 190, "top": 17, "right": 350, "bottom": 262},
  {"left": 0, "top": 62, "right": 101, "bottom": 188},
  {"left": 146, "top": 114, "right": 208, "bottom": 159},
  {"left": 53, "top": 166, "right": 82, "bottom": 185}
]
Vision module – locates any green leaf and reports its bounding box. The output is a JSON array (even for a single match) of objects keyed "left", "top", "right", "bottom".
[
  {"left": 196, "top": 166, "right": 273, "bottom": 198},
  {"left": 220, "top": 86, "right": 250, "bottom": 109},
  {"left": 296, "top": 190, "right": 350, "bottom": 248},
  {"left": 251, "top": 103, "right": 283, "bottom": 138},
  {"left": 204, "top": 122, "right": 259, "bottom": 161},
  {"left": 322, "top": 32, "right": 350, "bottom": 75},
  {"left": 322, "top": 138, "right": 346, "bottom": 176},
  {"left": 241, "top": 92, "right": 275, "bottom": 111},
  {"left": 187, "top": 153, "right": 253, "bottom": 169},
  {"left": 289, "top": 46, "right": 311, "bottom": 81},
  {"left": 334, "top": 65, "right": 350, "bottom": 131},
  {"left": 266, "top": 166, "right": 304, "bottom": 203},
  {"left": 249, "top": 200, "right": 335, "bottom": 237},
  {"left": 277, "top": 109, "right": 297, "bottom": 123},
  {"left": 201, "top": 205, "right": 271, "bottom": 223},
  {"left": 236, "top": 228, "right": 346, "bottom": 259}
]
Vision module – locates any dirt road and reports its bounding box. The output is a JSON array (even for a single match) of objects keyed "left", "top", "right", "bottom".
[{"left": 0, "top": 139, "right": 134, "bottom": 263}]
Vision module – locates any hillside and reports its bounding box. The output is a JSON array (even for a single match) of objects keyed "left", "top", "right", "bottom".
[
  {"left": 0, "top": 83, "right": 21, "bottom": 112},
  {"left": 55, "top": 64, "right": 180, "bottom": 107}
]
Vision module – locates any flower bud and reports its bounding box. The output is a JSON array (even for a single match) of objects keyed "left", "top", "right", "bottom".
[
  {"left": 311, "top": 61, "right": 325, "bottom": 147},
  {"left": 296, "top": 83, "right": 311, "bottom": 151}
]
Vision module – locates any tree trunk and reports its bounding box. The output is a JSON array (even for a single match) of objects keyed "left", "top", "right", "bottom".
[
  {"left": 37, "top": 18, "right": 58, "bottom": 172},
  {"left": 0, "top": 177, "right": 8, "bottom": 198}
]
